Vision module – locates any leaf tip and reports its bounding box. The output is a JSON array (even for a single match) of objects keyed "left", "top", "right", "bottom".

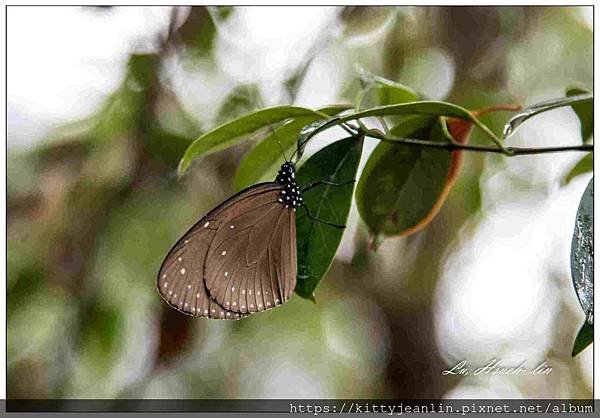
[
  {"left": 176, "top": 159, "right": 188, "bottom": 179},
  {"left": 571, "top": 320, "right": 594, "bottom": 357}
]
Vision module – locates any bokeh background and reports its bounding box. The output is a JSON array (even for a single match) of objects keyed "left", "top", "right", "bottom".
[{"left": 7, "top": 6, "right": 593, "bottom": 399}]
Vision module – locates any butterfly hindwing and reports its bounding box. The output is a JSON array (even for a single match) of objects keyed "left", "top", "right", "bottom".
[
  {"left": 157, "top": 183, "right": 283, "bottom": 320},
  {"left": 157, "top": 222, "right": 240, "bottom": 319},
  {"left": 158, "top": 161, "right": 303, "bottom": 320}
]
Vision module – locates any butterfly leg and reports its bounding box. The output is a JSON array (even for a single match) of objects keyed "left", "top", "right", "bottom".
[
  {"left": 301, "top": 179, "right": 356, "bottom": 194},
  {"left": 300, "top": 204, "right": 346, "bottom": 229}
]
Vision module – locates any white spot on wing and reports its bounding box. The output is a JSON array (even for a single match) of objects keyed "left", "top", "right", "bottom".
[
  {"left": 180, "top": 268, "right": 186, "bottom": 274},
  {"left": 204, "top": 221, "right": 210, "bottom": 227}
]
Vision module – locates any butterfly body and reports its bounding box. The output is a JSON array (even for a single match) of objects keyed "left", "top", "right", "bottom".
[
  {"left": 157, "top": 163, "right": 299, "bottom": 320},
  {"left": 275, "top": 162, "right": 303, "bottom": 209}
]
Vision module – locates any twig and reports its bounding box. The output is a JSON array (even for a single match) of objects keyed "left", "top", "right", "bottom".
[{"left": 362, "top": 128, "right": 593, "bottom": 156}]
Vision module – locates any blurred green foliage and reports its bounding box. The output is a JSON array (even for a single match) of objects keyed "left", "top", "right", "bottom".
[{"left": 8, "top": 6, "right": 592, "bottom": 400}]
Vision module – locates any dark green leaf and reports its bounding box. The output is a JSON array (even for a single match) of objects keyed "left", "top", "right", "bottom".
[
  {"left": 295, "top": 136, "right": 364, "bottom": 300},
  {"left": 233, "top": 105, "right": 352, "bottom": 191},
  {"left": 178, "top": 106, "right": 326, "bottom": 176},
  {"left": 563, "top": 153, "right": 593, "bottom": 185},
  {"left": 356, "top": 116, "right": 453, "bottom": 237},
  {"left": 503, "top": 93, "right": 593, "bottom": 139},
  {"left": 572, "top": 320, "right": 593, "bottom": 357},
  {"left": 571, "top": 178, "right": 594, "bottom": 321},
  {"left": 566, "top": 87, "right": 593, "bottom": 143}
]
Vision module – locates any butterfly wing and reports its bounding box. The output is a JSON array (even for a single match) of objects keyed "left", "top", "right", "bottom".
[
  {"left": 157, "top": 183, "right": 286, "bottom": 319},
  {"left": 203, "top": 188, "right": 297, "bottom": 314}
]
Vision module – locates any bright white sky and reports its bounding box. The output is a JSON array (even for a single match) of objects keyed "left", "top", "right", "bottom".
[{"left": 7, "top": 6, "right": 175, "bottom": 147}]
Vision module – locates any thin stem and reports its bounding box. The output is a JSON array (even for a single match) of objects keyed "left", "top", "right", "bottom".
[
  {"left": 376, "top": 116, "right": 391, "bottom": 135},
  {"left": 363, "top": 129, "right": 593, "bottom": 156},
  {"left": 299, "top": 107, "right": 592, "bottom": 159}
]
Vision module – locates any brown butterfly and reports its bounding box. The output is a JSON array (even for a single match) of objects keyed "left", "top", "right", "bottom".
[{"left": 157, "top": 161, "right": 345, "bottom": 320}]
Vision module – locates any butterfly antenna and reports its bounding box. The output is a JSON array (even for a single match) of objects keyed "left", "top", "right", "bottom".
[
  {"left": 290, "top": 140, "right": 301, "bottom": 163},
  {"left": 266, "top": 120, "right": 289, "bottom": 163}
]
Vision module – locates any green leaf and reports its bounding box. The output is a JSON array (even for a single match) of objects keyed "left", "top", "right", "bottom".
[
  {"left": 340, "top": 101, "right": 475, "bottom": 121},
  {"left": 356, "top": 116, "right": 453, "bottom": 238},
  {"left": 374, "top": 78, "right": 419, "bottom": 106},
  {"left": 563, "top": 153, "right": 593, "bottom": 185},
  {"left": 502, "top": 93, "right": 593, "bottom": 139},
  {"left": 177, "top": 106, "right": 326, "bottom": 176},
  {"left": 295, "top": 136, "right": 364, "bottom": 300},
  {"left": 566, "top": 87, "right": 593, "bottom": 143},
  {"left": 233, "top": 105, "right": 352, "bottom": 191},
  {"left": 357, "top": 68, "right": 419, "bottom": 108},
  {"left": 571, "top": 178, "right": 594, "bottom": 322},
  {"left": 303, "top": 101, "right": 501, "bottom": 149},
  {"left": 572, "top": 320, "right": 593, "bottom": 357}
]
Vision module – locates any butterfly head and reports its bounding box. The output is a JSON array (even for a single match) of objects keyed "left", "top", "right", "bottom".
[{"left": 275, "top": 162, "right": 302, "bottom": 209}]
